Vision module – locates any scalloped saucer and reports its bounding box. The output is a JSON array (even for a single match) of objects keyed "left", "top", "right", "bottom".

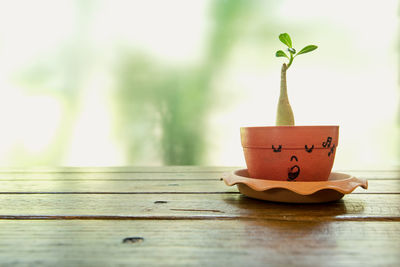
[{"left": 222, "top": 169, "right": 368, "bottom": 203}]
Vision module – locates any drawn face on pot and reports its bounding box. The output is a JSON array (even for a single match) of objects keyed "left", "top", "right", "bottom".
[
  {"left": 285, "top": 136, "right": 336, "bottom": 181},
  {"left": 288, "top": 155, "right": 300, "bottom": 181}
]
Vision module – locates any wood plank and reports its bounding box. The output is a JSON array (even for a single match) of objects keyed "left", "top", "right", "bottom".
[
  {"left": 0, "top": 172, "right": 220, "bottom": 181},
  {"left": 0, "top": 220, "right": 399, "bottom": 266},
  {"left": 0, "top": 166, "right": 240, "bottom": 173},
  {"left": 0, "top": 168, "right": 397, "bottom": 180},
  {"left": 0, "top": 179, "right": 235, "bottom": 193},
  {"left": 0, "top": 194, "right": 399, "bottom": 221},
  {"left": 337, "top": 170, "right": 400, "bottom": 180},
  {"left": 0, "top": 179, "right": 396, "bottom": 194}
]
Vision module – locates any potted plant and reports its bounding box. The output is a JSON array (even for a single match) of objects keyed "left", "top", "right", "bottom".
[{"left": 241, "top": 33, "right": 339, "bottom": 181}]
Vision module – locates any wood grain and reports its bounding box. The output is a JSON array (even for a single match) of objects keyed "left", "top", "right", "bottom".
[
  {"left": 0, "top": 166, "right": 240, "bottom": 174},
  {"left": 0, "top": 178, "right": 389, "bottom": 193},
  {"left": 0, "top": 193, "right": 399, "bottom": 221},
  {"left": 0, "top": 167, "right": 399, "bottom": 266},
  {"left": 0, "top": 179, "right": 397, "bottom": 193},
  {"left": 0, "top": 168, "right": 397, "bottom": 180},
  {"left": 0, "top": 172, "right": 220, "bottom": 181},
  {"left": 0, "top": 220, "right": 399, "bottom": 266}
]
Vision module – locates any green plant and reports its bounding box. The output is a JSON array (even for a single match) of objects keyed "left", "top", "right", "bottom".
[{"left": 275, "top": 33, "right": 317, "bottom": 126}]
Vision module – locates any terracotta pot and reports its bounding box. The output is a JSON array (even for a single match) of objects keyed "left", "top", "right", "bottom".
[{"left": 240, "top": 126, "right": 339, "bottom": 181}]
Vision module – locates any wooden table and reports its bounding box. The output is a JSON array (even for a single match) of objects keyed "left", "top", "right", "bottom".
[{"left": 0, "top": 167, "right": 399, "bottom": 266}]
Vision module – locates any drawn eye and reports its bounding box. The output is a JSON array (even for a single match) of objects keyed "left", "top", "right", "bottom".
[
  {"left": 272, "top": 145, "right": 282, "bottom": 152},
  {"left": 305, "top": 145, "right": 314, "bottom": 153}
]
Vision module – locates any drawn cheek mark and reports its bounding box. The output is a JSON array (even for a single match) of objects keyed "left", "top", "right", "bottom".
[
  {"left": 290, "top": 155, "right": 298, "bottom": 162},
  {"left": 305, "top": 145, "right": 314, "bottom": 153},
  {"left": 288, "top": 165, "right": 300, "bottom": 181},
  {"left": 272, "top": 145, "right": 282, "bottom": 152},
  {"left": 322, "top": 137, "right": 332, "bottom": 148},
  {"left": 328, "top": 144, "right": 336, "bottom": 157}
]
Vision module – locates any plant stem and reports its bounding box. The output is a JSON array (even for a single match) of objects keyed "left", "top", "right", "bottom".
[
  {"left": 276, "top": 63, "right": 295, "bottom": 126},
  {"left": 287, "top": 53, "right": 294, "bottom": 68}
]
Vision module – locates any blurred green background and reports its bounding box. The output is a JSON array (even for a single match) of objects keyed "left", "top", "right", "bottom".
[{"left": 0, "top": 0, "right": 398, "bottom": 169}]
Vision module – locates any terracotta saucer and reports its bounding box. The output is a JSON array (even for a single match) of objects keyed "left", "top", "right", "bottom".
[{"left": 222, "top": 169, "right": 368, "bottom": 203}]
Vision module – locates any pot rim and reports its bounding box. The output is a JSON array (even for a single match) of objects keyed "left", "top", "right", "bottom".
[
  {"left": 240, "top": 125, "right": 339, "bottom": 149},
  {"left": 240, "top": 125, "right": 339, "bottom": 130}
]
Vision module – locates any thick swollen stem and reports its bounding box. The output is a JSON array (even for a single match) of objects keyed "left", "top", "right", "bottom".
[{"left": 276, "top": 63, "right": 295, "bottom": 126}]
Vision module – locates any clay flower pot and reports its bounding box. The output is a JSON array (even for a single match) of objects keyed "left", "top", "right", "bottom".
[{"left": 241, "top": 126, "right": 339, "bottom": 181}]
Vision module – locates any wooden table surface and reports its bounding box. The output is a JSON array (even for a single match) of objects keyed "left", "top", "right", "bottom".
[{"left": 0, "top": 167, "right": 399, "bottom": 266}]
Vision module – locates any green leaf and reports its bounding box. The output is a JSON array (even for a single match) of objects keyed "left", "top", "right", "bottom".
[
  {"left": 279, "top": 33, "right": 292, "bottom": 48},
  {"left": 275, "top": 50, "right": 289, "bottom": 59},
  {"left": 296, "top": 45, "right": 318, "bottom": 56}
]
